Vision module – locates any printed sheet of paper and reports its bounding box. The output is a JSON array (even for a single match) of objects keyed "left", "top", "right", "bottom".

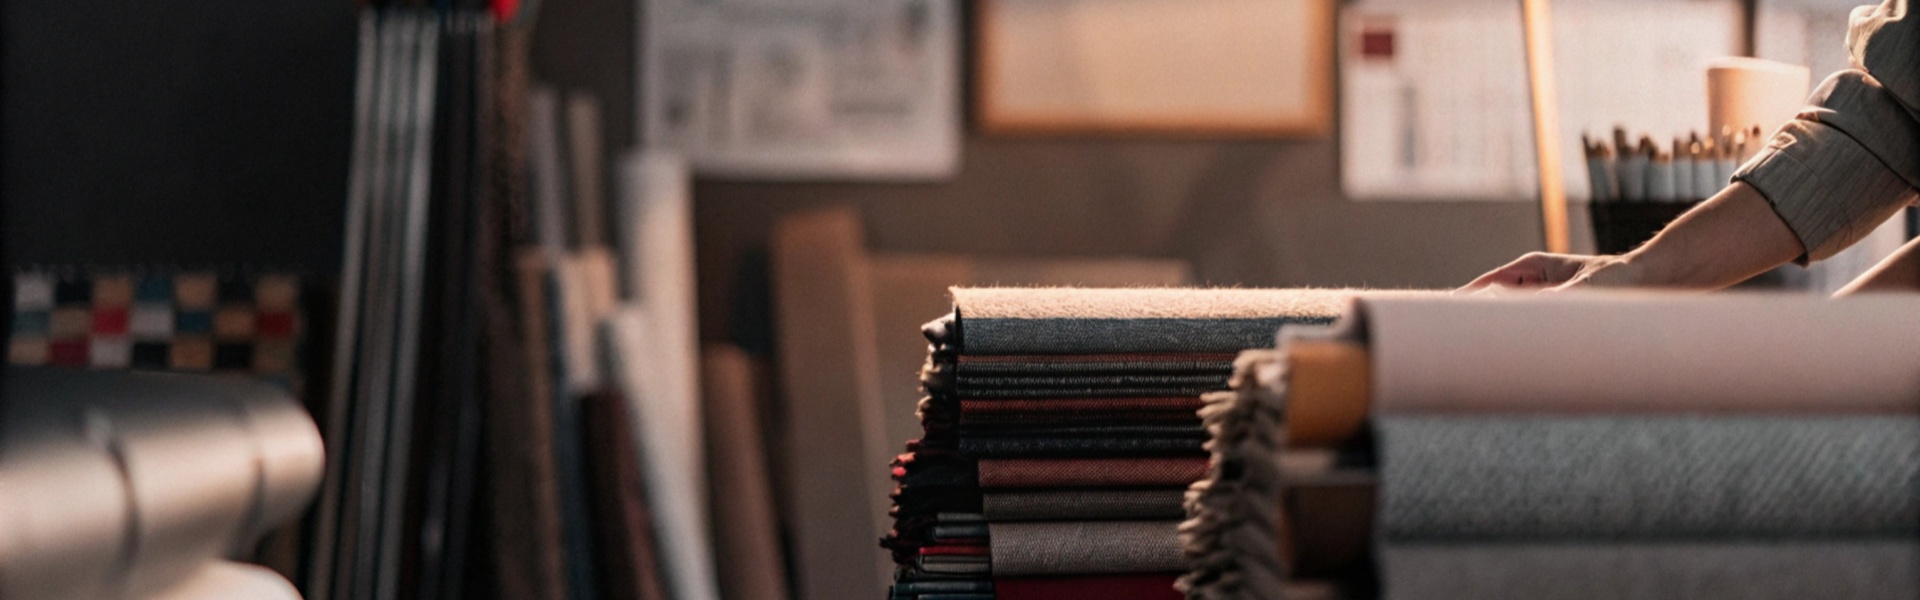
[
  {"left": 1342, "top": 0, "right": 1739, "bottom": 201},
  {"left": 641, "top": 0, "right": 960, "bottom": 180}
]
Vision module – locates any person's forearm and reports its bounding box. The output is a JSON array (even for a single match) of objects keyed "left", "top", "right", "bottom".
[
  {"left": 1835, "top": 236, "right": 1920, "bottom": 296},
  {"left": 1612, "top": 182, "right": 1806, "bottom": 289}
]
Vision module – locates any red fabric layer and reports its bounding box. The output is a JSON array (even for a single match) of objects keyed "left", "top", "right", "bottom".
[
  {"left": 994, "top": 574, "right": 1182, "bottom": 600},
  {"left": 957, "top": 353, "right": 1236, "bottom": 364},
  {"left": 919, "top": 545, "right": 990, "bottom": 556},
  {"left": 976, "top": 457, "right": 1208, "bottom": 488}
]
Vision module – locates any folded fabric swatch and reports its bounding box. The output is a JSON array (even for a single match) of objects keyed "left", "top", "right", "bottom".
[
  {"left": 1379, "top": 541, "right": 1920, "bottom": 600},
  {"left": 892, "top": 593, "right": 993, "bottom": 600},
  {"left": 892, "top": 451, "right": 977, "bottom": 489},
  {"left": 913, "top": 554, "right": 991, "bottom": 576},
  {"left": 1379, "top": 416, "right": 1920, "bottom": 539},
  {"left": 993, "top": 574, "right": 1182, "bottom": 600},
  {"left": 977, "top": 457, "right": 1209, "bottom": 488},
  {"left": 954, "top": 354, "right": 1235, "bottom": 376},
  {"left": 989, "top": 521, "right": 1186, "bottom": 575},
  {"left": 954, "top": 373, "right": 1232, "bottom": 390},
  {"left": 960, "top": 435, "right": 1205, "bottom": 458},
  {"left": 958, "top": 411, "right": 1200, "bottom": 427},
  {"left": 891, "top": 580, "right": 992, "bottom": 595},
  {"left": 936, "top": 288, "right": 1374, "bottom": 354},
  {"left": 893, "top": 594, "right": 992, "bottom": 600},
  {"left": 961, "top": 424, "right": 1205, "bottom": 438},
  {"left": 983, "top": 490, "right": 1187, "bottom": 522},
  {"left": 1177, "top": 351, "right": 1288, "bottom": 600},
  {"left": 947, "top": 385, "right": 1225, "bottom": 400},
  {"left": 959, "top": 397, "right": 1206, "bottom": 415}
]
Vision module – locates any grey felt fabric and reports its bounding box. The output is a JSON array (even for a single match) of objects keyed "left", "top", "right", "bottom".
[
  {"left": 956, "top": 317, "right": 1328, "bottom": 355},
  {"left": 988, "top": 521, "right": 1187, "bottom": 575},
  {"left": 1378, "top": 416, "right": 1920, "bottom": 539},
  {"left": 1379, "top": 540, "right": 1920, "bottom": 600},
  {"left": 981, "top": 490, "right": 1187, "bottom": 522}
]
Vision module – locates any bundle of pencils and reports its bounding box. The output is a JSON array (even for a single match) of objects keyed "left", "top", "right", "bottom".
[{"left": 1584, "top": 125, "right": 1763, "bottom": 254}]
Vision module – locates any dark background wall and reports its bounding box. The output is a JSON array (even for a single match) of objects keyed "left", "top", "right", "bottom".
[
  {"left": 2, "top": 1, "right": 1551, "bottom": 346},
  {"left": 3, "top": 0, "right": 358, "bottom": 272},
  {"left": 694, "top": 138, "right": 1548, "bottom": 342}
]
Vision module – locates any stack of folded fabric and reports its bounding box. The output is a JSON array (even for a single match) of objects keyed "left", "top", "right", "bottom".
[
  {"left": 1185, "top": 293, "right": 1920, "bottom": 600},
  {"left": 884, "top": 288, "right": 1375, "bottom": 600}
]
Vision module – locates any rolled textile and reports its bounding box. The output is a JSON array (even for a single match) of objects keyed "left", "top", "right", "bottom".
[
  {"left": 983, "top": 490, "right": 1187, "bottom": 522},
  {"left": 0, "top": 369, "right": 324, "bottom": 600},
  {"left": 1345, "top": 293, "right": 1920, "bottom": 413},
  {"left": 139, "top": 561, "right": 302, "bottom": 600},
  {"left": 936, "top": 288, "right": 1399, "bottom": 355},
  {"left": 1379, "top": 540, "right": 1920, "bottom": 600},
  {"left": 960, "top": 436, "right": 1204, "bottom": 458},
  {"left": 976, "top": 457, "right": 1208, "bottom": 488},
  {"left": 988, "top": 521, "right": 1187, "bottom": 575},
  {"left": 1377, "top": 416, "right": 1920, "bottom": 539},
  {"left": 994, "top": 574, "right": 1182, "bottom": 600}
]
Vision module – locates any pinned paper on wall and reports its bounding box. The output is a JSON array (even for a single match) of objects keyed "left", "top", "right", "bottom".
[
  {"left": 641, "top": 0, "right": 961, "bottom": 180},
  {"left": 1341, "top": 0, "right": 1740, "bottom": 201}
]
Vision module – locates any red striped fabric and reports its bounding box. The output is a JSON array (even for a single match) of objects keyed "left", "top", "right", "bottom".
[{"left": 976, "top": 457, "right": 1208, "bottom": 488}]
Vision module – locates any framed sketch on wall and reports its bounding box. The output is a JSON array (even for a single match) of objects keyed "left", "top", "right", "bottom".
[
  {"left": 975, "top": 0, "right": 1334, "bottom": 137},
  {"left": 641, "top": 0, "right": 962, "bottom": 180}
]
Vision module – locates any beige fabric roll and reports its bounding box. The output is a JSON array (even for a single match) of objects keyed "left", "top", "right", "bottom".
[
  {"left": 140, "top": 562, "right": 302, "bottom": 600},
  {"left": 1350, "top": 292, "right": 1920, "bottom": 413}
]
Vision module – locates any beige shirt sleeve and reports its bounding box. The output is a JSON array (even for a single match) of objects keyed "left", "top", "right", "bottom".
[{"left": 1732, "top": 0, "right": 1920, "bottom": 264}]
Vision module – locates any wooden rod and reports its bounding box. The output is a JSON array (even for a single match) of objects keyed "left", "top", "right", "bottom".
[
  {"left": 1284, "top": 340, "right": 1371, "bottom": 448},
  {"left": 1522, "top": 0, "right": 1571, "bottom": 253}
]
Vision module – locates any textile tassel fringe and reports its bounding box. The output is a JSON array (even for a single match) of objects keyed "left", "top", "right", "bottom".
[{"left": 1176, "top": 349, "right": 1288, "bottom": 600}]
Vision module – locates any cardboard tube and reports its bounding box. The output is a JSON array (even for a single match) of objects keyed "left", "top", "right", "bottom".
[
  {"left": 1284, "top": 340, "right": 1371, "bottom": 447},
  {"left": 1707, "top": 58, "right": 1810, "bottom": 161}
]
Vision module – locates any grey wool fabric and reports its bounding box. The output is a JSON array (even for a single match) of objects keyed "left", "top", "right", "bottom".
[
  {"left": 981, "top": 490, "right": 1188, "bottom": 522},
  {"left": 1378, "top": 416, "right": 1920, "bottom": 540},
  {"left": 943, "top": 288, "right": 1420, "bottom": 355},
  {"left": 988, "top": 521, "right": 1187, "bottom": 576},
  {"left": 1379, "top": 540, "right": 1920, "bottom": 600},
  {"left": 1176, "top": 350, "right": 1289, "bottom": 600}
]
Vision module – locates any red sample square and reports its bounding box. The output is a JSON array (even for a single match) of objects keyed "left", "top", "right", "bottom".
[
  {"left": 257, "top": 311, "right": 297, "bottom": 336},
  {"left": 92, "top": 308, "right": 130, "bottom": 335},
  {"left": 49, "top": 339, "right": 89, "bottom": 366}
]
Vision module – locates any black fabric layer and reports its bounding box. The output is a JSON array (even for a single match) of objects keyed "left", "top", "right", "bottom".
[
  {"left": 959, "top": 435, "right": 1207, "bottom": 458},
  {"left": 947, "top": 386, "right": 1222, "bottom": 399},
  {"left": 959, "top": 424, "right": 1206, "bottom": 438},
  {"left": 954, "top": 360, "right": 1233, "bottom": 376}
]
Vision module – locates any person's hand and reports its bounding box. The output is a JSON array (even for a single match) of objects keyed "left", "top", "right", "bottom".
[{"left": 1458, "top": 252, "right": 1637, "bottom": 293}]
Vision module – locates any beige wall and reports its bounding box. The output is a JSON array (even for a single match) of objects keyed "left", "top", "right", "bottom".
[{"left": 693, "top": 136, "right": 1550, "bottom": 341}]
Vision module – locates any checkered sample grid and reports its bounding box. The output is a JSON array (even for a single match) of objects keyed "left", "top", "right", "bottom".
[{"left": 8, "top": 271, "right": 305, "bottom": 388}]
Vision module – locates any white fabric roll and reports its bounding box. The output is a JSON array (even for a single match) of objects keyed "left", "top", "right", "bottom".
[
  {"left": 1341, "top": 292, "right": 1920, "bottom": 413},
  {"left": 141, "top": 561, "right": 303, "bottom": 600},
  {"left": 0, "top": 370, "right": 323, "bottom": 600}
]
